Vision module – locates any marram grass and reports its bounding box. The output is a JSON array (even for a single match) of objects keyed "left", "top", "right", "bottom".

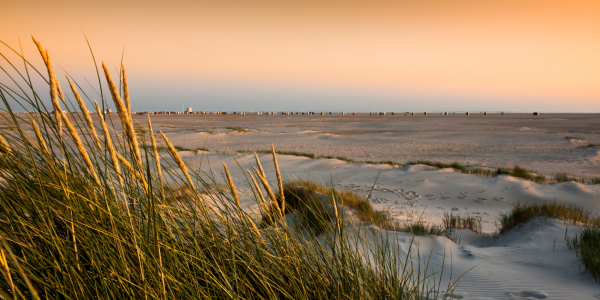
[{"left": 0, "top": 38, "right": 458, "bottom": 299}]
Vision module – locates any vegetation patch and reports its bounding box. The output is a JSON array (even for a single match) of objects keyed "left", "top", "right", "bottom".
[
  {"left": 240, "top": 149, "right": 315, "bottom": 159},
  {"left": 498, "top": 202, "right": 600, "bottom": 235},
  {"left": 443, "top": 212, "right": 482, "bottom": 234},
  {"left": 495, "top": 165, "right": 546, "bottom": 183},
  {"left": 555, "top": 173, "right": 600, "bottom": 185},
  {"left": 143, "top": 144, "right": 209, "bottom": 154},
  {"left": 566, "top": 227, "right": 600, "bottom": 283},
  {"left": 225, "top": 126, "right": 249, "bottom": 133},
  {"left": 280, "top": 179, "right": 444, "bottom": 236},
  {"left": 578, "top": 144, "right": 600, "bottom": 149}
]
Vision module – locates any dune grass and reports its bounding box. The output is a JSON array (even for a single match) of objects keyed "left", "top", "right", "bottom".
[
  {"left": 498, "top": 202, "right": 600, "bottom": 235},
  {"left": 241, "top": 149, "right": 316, "bottom": 159},
  {"left": 225, "top": 126, "right": 249, "bottom": 133},
  {"left": 566, "top": 228, "right": 600, "bottom": 283},
  {"left": 0, "top": 39, "right": 457, "bottom": 299},
  {"left": 320, "top": 155, "right": 400, "bottom": 167},
  {"left": 555, "top": 172, "right": 600, "bottom": 184},
  {"left": 442, "top": 213, "right": 482, "bottom": 234},
  {"left": 143, "top": 144, "right": 209, "bottom": 154},
  {"left": 498, "top": 202, "right": 600, "bottom": 283}
]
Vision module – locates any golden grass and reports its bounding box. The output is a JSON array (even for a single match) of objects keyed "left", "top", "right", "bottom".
[
  {"left": 66, "top": 76, "right": 101, "bottom": 149},
  {"left": 60, "top": 110, "right": 100, "bottom": 185},
  {"left": 160, "top": 131, "right": 194, "bottom": 189},
  {"left": 102, "top": 62, "right": 141, "bottom": 164},
  {"left": 272, "top": 144, "right": 285, "bottom": 215}
]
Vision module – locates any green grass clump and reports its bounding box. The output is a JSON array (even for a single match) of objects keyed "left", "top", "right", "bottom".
[
  {"left": 555, "top": 173, "right": 600, "bottom": 184},
  {"left": 443, "top": 212, "right": 482, "bottom": 234},
  {"left": 225, "top": 126, "right": 249, "bottom": 133},
  {"left": 320, "top": 155, "right": 400, "bottom": 167},
  {"left": 241, "top": 149, "right": 316, "bottom": 159},
  {"left": 498, "top": 202, "right": 600, "bottom": 234},
  {"left": 566, "top": 228, "right": 600, "bottom": 283},
  {"left": 173, "top": 145, "right": 209, "bottom": 153},
  {"left": 143, "top": 144, "right": 209, "bottom": 154},
  {"left": 495, "top": 165, "right": 546, "bottom": 183}
]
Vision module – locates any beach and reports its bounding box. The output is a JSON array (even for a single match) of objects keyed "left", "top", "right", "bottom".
[{"left": 142, "top": 112, "right": 600, "bottom": 178}]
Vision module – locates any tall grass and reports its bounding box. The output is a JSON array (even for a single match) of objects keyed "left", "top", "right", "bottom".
[{"left": 0, "top": 39, "right": 456, "bottom": 299}]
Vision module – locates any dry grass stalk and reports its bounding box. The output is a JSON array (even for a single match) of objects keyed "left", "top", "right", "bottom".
[
  {"left": 254, "top": 152, "right": 267, "bottom": 178},
  {"left": 160, "top": 131, "right": 194, "bottom": 189},
  {"left": 116, "top": 153, "right": 146, "bottom": 184},
  {"left": 66, "top": 76, "right": 101, "bottom": 149},
  {"left": 0, "top": 134, "right": 12, "bottom": 155},
  {"left": 147, "top": 116, "right": 162, "bottom": 185},
  {"left": 60, "top": 111, "right": 100, "bottom": 185},
  {"left": 94, "top": 101, "right": 121, "bottom": 177},
  {"left": 253, "top": 166, "right": 282, "bottom": 219},
  {"left": 29, "top": 118, "right": 48, "bottom": 156},
  {"left": 32, "top": 38, "right": 63, "bottom": 137},
  {"left": 271, "top": 144, "right": 285, "bottom": 215},
  {"left": 45, "top": 55, "right": 62, "bottom": 136},
  {"left": 245, "top": 214, "right": 263, "bottom": 240},
  {"left": 122, "top": 63, "right": 131, "bottom": 114},
  {"left": 223, "top": 163, "right": 240, "bottom": 208},
  {"left": 247, "top": 169, "right": 266, "bottom": 206},
  {"left": 101, "top": 62, "right": 141, "bottom": 164}
]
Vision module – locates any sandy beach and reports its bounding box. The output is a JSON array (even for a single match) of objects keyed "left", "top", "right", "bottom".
[
  {"left": 148, "top": 113, "right": 600, "bottom": 299},
  {"left": 142, "top": 113, "right": 600, "bottom": 178}
]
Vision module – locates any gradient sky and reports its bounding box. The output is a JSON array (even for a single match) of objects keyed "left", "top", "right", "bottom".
[{"left": 2, "top": 0, "right": 599, "bottom": 112}]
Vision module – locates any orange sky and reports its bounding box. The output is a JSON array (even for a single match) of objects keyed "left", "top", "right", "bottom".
[{"left": 2, "top": 0, "right": 599, "bottom": 111}]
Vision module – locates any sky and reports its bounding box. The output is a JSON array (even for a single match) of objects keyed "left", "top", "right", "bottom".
[{"left": 1, "top": 0, "right": 599, "bottom": 112}]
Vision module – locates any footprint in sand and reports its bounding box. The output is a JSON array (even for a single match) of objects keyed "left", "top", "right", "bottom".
[
  {"left": 460, "top": 192, "right": 468, "bottom": 195},
  {"left": 509, "top": 290, "right": 547, "bottom": 299},
  {"left": 440, "top": 192, "right": 449, "bottom": 195},
  {"left": 474, "top": 198, "right": 487, "bottom": 203},
  {"left": 452, "top": 207, "right": 459, "bottom": 211},
  {"left": 479, "top": 190, "right": 486, "bottom": 193},
  {"left": 425, "top": 194, "right": 435, "bottom": 197},
  {"left": 441, "top": 196, "right": 451, "bottom": 200},
  {"left": 458, "top": 195, "right": 468, "bottom": 199},
  {"left": 428, "top": 197, "right": 437, "bottom": 200},
  {"left": 493, "top": 197, "right": 505, "bottom": 202}
]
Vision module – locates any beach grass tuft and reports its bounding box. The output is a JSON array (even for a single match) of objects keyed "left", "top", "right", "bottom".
[
  {"left": 498, "top": 202, "right": 600, "bottom": 235},
  {"left": 443, "top": 212, "right": 482, "bottom": 234},
  {"left": 566, "top": 227, "right": 600, "bottom": 283}
]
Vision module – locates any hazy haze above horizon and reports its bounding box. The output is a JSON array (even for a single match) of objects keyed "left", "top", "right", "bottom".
[{"left": 2, "top": 0, "right": 599, "bottom": 112}]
